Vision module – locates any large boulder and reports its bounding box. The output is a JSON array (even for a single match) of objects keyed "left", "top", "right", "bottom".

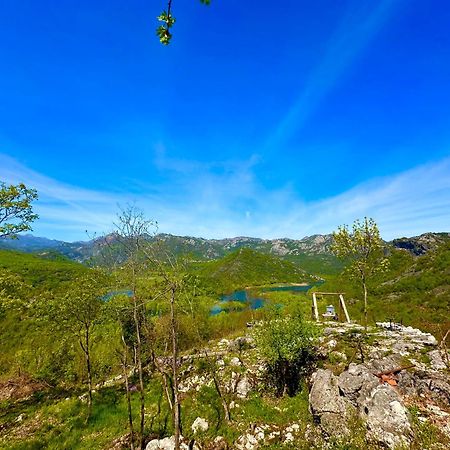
[
  {"left": 365, "top": 385, "right": 412, "bottom": 449},
  {"left": 236, "top": 376, "right": 251, "bottom": 399},
  {"left": 338, "top": 364, "right": 379, "bottom": 405},
  {"left": 309, "top": 369, "right": 354, "bottom": 437}
]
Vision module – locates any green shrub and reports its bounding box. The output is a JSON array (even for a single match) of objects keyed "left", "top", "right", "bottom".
[{"left": 254, "top": 308, "right": 320, "bottom": 396}]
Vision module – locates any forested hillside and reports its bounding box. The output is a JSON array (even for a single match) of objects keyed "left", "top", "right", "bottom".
[
  {"left": 0, "top": 249, "right": 87, "bottom": 289},
  {"left": 193, "top": 248, "right": 317, "bottom": 293},
  {"left": 1, "top": 232, "right": 449, "bottom": 449},
  {"left": 316, "top": 236, "right": 450, "bottom": 336}
]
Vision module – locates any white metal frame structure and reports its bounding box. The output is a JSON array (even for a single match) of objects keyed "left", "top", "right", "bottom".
[{"left": 311, "top": 292, "right": 350, "bottom": 323}]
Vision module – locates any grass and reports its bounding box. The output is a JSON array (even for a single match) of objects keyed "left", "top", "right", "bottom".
[
  {"left": 0, "top": 382, "right": 172, "bottom": 450},
  {"left": 409, "top": 406, "right": 450, "bottom": 450},
  {"left": 0, "top": 374, "right": 314, "bottom": 450}
]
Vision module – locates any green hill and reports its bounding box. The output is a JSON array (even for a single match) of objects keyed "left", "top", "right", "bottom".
[
  {"left": 317, "top": 237, "right": 450, "bottom": 335},
  {"left": 373, "top": 239, "right": 450, "bottom": 333},
  {"left": 0, "top": 249, "right": 88, "bottom": 290},
  {"left": 195, "top": 248, "right": 316, "bottom": 293}
]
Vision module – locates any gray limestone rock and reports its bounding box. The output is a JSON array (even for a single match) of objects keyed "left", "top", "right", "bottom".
[
  {"left": 338, "top": 364, "right": 378, "bottom": 405},
  {"left": 236, "top": 376, "right": 251, "bottom": 399},
  {"left": 310, "top": 356, "right": 416, "bottom": 448},
  {"left": 428, "top": 349, "right": 448, "bottom": 370},
  {"left": 365, "top": 385, "right": 413, "bottom": 449},
  {"left": 228, "top": 336, "right": 256, "bottom": 352},
  {"left": 309, "top": 369, "right": 353, "bottom": 436},
  {"left": 192, "top": 417, "right": 209, "bottom": 433},
  {"left": 145, "top": 437, "right": 179, "bottom": 450}
]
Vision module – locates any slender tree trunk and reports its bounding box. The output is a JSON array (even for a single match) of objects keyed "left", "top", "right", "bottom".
[
  {"left": 440, "top": 330, "right": 450, "bottom": 369},
  {"left": 212, "top": 371, "right": 231, "bottom": 422},
  {"left": 162, "top": 372, "right": 174, "bottom": 412},
  {"left": 170, "top": 285, "right": 181, "bottom": 450},
  {"left": 80, "top": 325, "right": 93, "bottom": 420},
  {"left": 363, "top": 279, "right": 368, "bottom": 332},
  {"left": 133, "top": 294, "right": 146, "bottom": 450},
  {"left": 205, "top": 351, "right": 231, "bottom": 423},
  {"left": 122, "top": 335, "right": 135, "bottom": 450},
  {"left": 153, "top": 351, "right": 174, "bottom": 413}
]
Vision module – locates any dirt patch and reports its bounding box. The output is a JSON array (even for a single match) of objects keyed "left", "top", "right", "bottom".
[{"left": 0, "top": 376, "right": 46, "bottom": 402}]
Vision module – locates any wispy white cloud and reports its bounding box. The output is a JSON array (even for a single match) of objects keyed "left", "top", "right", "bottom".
[
  {"left": 266, "top": 0, "right": 402, "bottom": 149},
  {"left": 0, "top": 153, "right": 122, "bottom": 240},
  {"left": 1, "top": 152, "right": 449, "bottom": 241}
]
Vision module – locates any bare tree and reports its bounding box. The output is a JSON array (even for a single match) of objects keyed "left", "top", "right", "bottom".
[{"left": 108, "top": 205, "right": 158, "bottom": 450}]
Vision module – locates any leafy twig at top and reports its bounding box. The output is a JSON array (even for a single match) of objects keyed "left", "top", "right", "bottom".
[{"left": 157, "top": 1, "right": 211, "bottom": 45}]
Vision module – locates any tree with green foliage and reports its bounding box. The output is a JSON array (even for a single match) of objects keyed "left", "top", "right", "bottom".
[
  {"left": 0, "top": 269, "right": 28, "bottom": 319},
  {"left": 0, "top": 181, "right": 38, "bottom": 239},
  {"left": 157, "top": 0, "right": 210, "bottom": 45},
  {"left": 255, "top": 307, "right": 319, "bottom": 397},
  {"left": 331, "top": 217, "right": 388, "bottom": 330},
  {"left": 49, "top": 272, "right": 107, "bottom": 419}
]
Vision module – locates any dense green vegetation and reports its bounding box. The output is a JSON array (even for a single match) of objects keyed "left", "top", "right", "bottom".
[
  {"left": 0, "top": 236, "right": 323, "bottom": 448},
  {"left": 0, "top": 249, "right": 87, "bottom": 290},
  {"left": 193, "top": 248, "right": 314, "bottom": 293},
  {"left": 374, "top": 241, "right": 450, "bottom": 335},
  {"left": 284, "top": 253, "right": 343, "bottom": 275}
]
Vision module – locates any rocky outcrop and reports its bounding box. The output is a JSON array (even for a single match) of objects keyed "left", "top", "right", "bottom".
[
  {"left": 392, "top": 232, "right": 450, "bottom": 256},
  {"left": 309, "top": 369, "right": 354, "bottom": 437},
  {"left": 365, "top": 385, "right": 412, "bottom": 448},
  {"left": 428, "top": 349, "right": 448, "bottom": 370},
  {"left": 235, "top": 423, "right": 303, "bottom": 449},
  {"left": 236, "top": 376, "right": 251, "bottom": 399},
  {"left": 376, "top": 322, "right": 438, "bottom": 346},
  {"left": 310, "top": 356, "right": 414, "bottom": 448},
  {"left": 399, "top": 369, "right": 450, "bottom": 405},
  {"left": 145, "top": 436, "right": 198, "bottom": 450},
  {"left": 312, "top": 320, "right": 450, "bottom": 448}
]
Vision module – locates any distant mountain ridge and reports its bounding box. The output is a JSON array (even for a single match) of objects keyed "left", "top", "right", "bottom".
[
  {"left": 392, "top": 232, "right": 450, "bottom": 256},
  {"left": 0, "top": 233, "right": 334, "bottom": 260},
  {"left": 1, "top": 232, "right": 448, "bottom": 274}
]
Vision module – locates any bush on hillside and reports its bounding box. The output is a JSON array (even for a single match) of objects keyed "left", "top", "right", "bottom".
[{"left": 254, "top": 307, "right": 320, "bottom": 397}]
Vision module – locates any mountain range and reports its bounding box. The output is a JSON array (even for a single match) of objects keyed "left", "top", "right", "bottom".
[
  {"left": 1, "top": 232, "right": 449, "bottom": 275},
  {"left": 0, "top": 232, "right": 333, "bottom": 258}
]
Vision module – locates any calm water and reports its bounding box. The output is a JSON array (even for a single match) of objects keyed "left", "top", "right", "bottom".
[
  {"left": 103, "top": 290, "right": 133, "bottom": 301},
  {"left": 211, "top": 284, "right": 314, "bottom": 315}
]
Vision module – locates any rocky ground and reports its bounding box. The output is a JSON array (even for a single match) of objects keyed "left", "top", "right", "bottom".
[
  {"left": 1, "top": 322, "right": 449, "bottom": 450},
  {"left": 310, "top": 322, "right": 450, "bottom": 449},
  {"left": 142, "top": 321, "right": 450, "bottom": 450}
]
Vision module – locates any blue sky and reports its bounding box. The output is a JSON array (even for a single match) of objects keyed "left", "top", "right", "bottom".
[{"left": 1, "top": 0, "right": 449, "bottom": 241}]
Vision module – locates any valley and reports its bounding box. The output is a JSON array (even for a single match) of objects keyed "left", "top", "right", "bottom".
[{"left": 0, "top": 230, "right": 449, "bottom": 449}]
